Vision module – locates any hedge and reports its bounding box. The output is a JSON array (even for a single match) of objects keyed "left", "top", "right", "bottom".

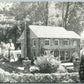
[{"left": 0, "top": 68, "right": 80, "bottom": 83}]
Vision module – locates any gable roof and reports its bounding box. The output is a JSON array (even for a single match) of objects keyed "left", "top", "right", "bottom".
[
  {"left": 29, "top": 25, "right": 80, "bottom": 39},
  {"left": 18, "top": 25, "right": 80, "bottom": 41}
]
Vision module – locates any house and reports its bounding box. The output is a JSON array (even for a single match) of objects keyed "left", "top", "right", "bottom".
[{"left": 19, "top": 25, "right": 80, "bottom": 62}]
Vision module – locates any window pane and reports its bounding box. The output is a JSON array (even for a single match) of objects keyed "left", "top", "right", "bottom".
[
  {"left": 54, "top": 50, "right": 59, "bottom": 57},
  {"left": 65, "top": 51, "right": 70, "bottom": 60},
  {"left": 60, "top": 51, "right": 65, "bottom": 60},
  {"left": 34, "top": 41, "right": 36, "bottom": 46},
  {"left": 54, "top": 40, "right": 59, "bottom": 45},
  {"left": 33, "top": 40, "right": 36, "bottom": 47},
  {"left": 63, "top": 40, "right": 69, "bottom": 45},
  {"left": 34, "top": 51, "right": 36, "bottom": 56},
  {"left": 45, "top": 40, "right": 49, "bottom": 45},
  {"left": 73, "top": 41, "right": 77, "bottom": 46}
]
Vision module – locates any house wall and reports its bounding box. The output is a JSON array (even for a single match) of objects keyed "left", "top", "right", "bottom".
[
  {"left": 30, "top": 38, "right": 39, "bottom": 59},
  {"left": 30, "top": 30, "right": 39, "bottom": 59},
  {"left": 32, "top": 38, "right": 80, "bottom": 62},
  {"left": 21, "top": 33, "right": 80, "bottom": 62},
  {"left": 21, "top": 39, "right": 25, "bottom": 58},
  {"left": 38, "top": 38, "right": 80, "bottom": 49},
  {"left": 20, "top": 28, "right": 38, "bottom": 59}
]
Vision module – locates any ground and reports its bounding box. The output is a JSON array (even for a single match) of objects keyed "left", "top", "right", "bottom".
[{"left": 0, "top": 60, "right": 24, "bottom": 73}]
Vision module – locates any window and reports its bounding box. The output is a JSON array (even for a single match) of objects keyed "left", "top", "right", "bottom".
[
  {"left": 33, "top": 40, "right": 36, "bottom": 47},
  {"left": 54, "top": 50, "right": 59, "bottom": 57},
  {"left": 60, "top": 50, "right": 70, "bottom": 61},
  {"left": 73, "top": 40, "right": 77, "bottom": 46},
  {"left": 63, "top": 40, "right": 69, "bottom": 46},
  {"left": 34, "top": 51, "right": 36, "bottom": 56},
  {"left": 60, "top": 51, "right": 65, "bottom": 60},
  {"left": 45, "top": 39, "right": 50, "bottom": 45},
  {"left": 65, "top": 51, "right": 70, "bottom": 60},
  {"left": 54, "top": 39, "right": 59, "bottom": 45}
]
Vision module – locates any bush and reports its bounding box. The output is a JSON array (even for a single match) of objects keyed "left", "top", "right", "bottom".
[{"left": 34, "top": 55, "right": 61, "bottom": 73}]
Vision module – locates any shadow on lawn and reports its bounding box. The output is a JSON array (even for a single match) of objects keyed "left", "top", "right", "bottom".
[{"left": 0, "top": 60, "right": 24, "bottom": 73}]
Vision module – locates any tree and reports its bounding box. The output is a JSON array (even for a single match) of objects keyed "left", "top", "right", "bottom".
[
  {"left": 1, "top": 1, "right": 84, "bottom": 44},
  {"left": 5, "top": 2, "right": 49, "bottom": 45},
  {"left": 61, "top": 2, "right": 84, "bottom": 34}
]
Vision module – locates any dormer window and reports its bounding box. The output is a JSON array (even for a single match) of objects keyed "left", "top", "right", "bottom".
[
  {"left": 54, "top": 39, "right": 59, "bottom": 45},
  {"left": 45, "top": 39, "right": 50, "bottom": 45}
]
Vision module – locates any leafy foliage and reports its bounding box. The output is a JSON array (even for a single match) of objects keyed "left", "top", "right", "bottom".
[
  {"left": 0, "top": 2, "right": 84, "bottom": 45},
  {"left": 34, "top": 55, "right": 61, "bottom": 73},
  {"left": 62, "top": 2, "right": 84, "bottom": 34},
  {"left": 49, "top": 2, "right": 84, "bottom": 34}
]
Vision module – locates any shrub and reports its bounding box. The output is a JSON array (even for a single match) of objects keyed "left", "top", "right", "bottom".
[{"left": 34, "top": 55, "right": 61, "bottom": 73}]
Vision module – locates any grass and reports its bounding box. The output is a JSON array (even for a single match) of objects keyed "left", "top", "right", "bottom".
[{"left": 0, "top": 59, "right": 24, "bottom": 73}]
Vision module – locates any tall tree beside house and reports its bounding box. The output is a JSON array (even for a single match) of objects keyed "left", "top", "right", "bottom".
[
  {"left": 6, "top": 25, "right": 21, "bottom": 47},
  {"left": 6, "top": 2, "right": 48, "bottom": 45},
  {"left": 9, "top": 2, "right": 48, "bottom": 25},
  {"left": 62, "top": 2, "right": 84, "bottom": 34},
  {"left": 48, "top": 2, "right": 84, "bottom": 34}
]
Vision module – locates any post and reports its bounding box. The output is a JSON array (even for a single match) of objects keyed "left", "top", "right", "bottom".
[
  {"left": 27, "top": 25, "right": 31, "bottom": 60},
  {"left": 24, "top": 21, "right": 28, "bottom": 58},
  {"left": 23, "top": 17, "right": 32, "bottom": 72},
  {"left": 24, "top": 15, "right": 31, "bottom": 59}
]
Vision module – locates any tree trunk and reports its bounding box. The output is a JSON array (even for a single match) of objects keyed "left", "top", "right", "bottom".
[
  {"left": 24, "top": 21, "right": 27, "bottom": 58},
  {"left": 45, "top": 1, "right": 48, "bottom": 26},
  {"left": 24, "top": 20, "right": 31, "bottom": 60},
  {"left": 64, "top": 2, "right": 70, "bottom": 29},
  {"left": 62, "top": 2, "right": 64, "bottom": 27}
]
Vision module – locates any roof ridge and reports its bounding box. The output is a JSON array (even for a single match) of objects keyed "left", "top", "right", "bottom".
[{"left": 29, "top": 25, "right": 65, "bottom": 28}]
